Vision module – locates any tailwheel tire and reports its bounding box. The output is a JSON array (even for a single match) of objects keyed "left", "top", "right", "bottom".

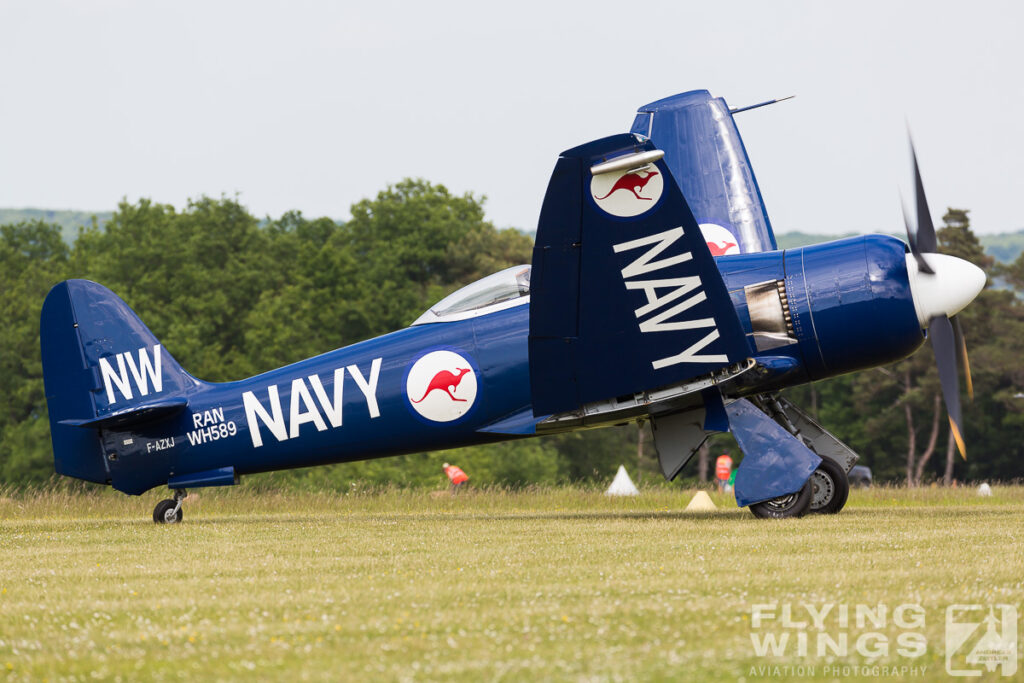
[
  {"left": 749, "top": 479, "right": 813, "bottom": 519},
  {"left": 153, "top": 499, "right": 182, "bottom": 524},
  {"left": 808, "top": 457, "right": 850, "bottom": 515}
]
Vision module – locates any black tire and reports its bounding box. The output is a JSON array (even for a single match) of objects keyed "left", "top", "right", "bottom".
[
  {"left": 809, "top": 457, "right": 850, "bottom": 515},
  {"left": 749, "top": 479, "right": 813, "bottom": 519},
  {"left": 153, "top": 499, "right": 182, "bottom": 524}
]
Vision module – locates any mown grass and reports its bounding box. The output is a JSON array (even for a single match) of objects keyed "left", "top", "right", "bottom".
[{"left": 1, "top": 485, "right": 1022, "bottom": 681}]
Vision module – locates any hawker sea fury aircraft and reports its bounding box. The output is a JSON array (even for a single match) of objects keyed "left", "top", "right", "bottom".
[{"left": 40, "top": 90, "right": 985, "bottom": 522}]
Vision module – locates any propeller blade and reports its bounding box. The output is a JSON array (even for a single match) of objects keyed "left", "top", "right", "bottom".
[
  {"left": 929, "top": 315, "right": 966, "bottom": 459},
  {"left": 952, "top": 315, "right": 974, "bottom": 401},
  {"left": 910, "top": 137, "right": 970, "bottom": 460},
  {"left": 911, "top": 141, "right": 937, "bottom": 254},
  {"left": 902, "top": 196, "right": 934, "bottom": 275}
]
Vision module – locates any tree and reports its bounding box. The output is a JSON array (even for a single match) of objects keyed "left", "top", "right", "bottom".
[
  {"left": 335, "top": 179, "right": 533, "bottom": 338},
  {"left": 72, "top": 197, "right": 277, "bottom": 380},
  {"left": 0, "top": 221, "right": 69, "bottom": 483},
  {"left": 932, "top": 209, "right": 1024, "bottom": 483},
  {"left": 545, "top": 426, "right": 642, "bottom": 484}
]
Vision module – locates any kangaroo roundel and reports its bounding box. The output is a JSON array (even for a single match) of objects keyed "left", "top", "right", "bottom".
[
  {"left": 405, "top": 350, "right": 478, "bottom": 422},
  {"left": 590, "top": 166, "right": 663, "bottom": 218},
  {"left": 700, "top": 223, "right": 741, "bottom": 256}
]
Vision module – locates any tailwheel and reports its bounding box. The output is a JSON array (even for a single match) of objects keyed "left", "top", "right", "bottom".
[
  {"left": 153, "top": 489, "right": 186, "bottom": 524},
  {"left": 749, "top": 479, "right": 813, "bottom": 519},
  {"left": 808, "top": 457, "right": 849, "bottom": 515}
]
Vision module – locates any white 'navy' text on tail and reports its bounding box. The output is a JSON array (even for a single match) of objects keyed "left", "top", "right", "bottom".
[{"left": 612, "top": 228, "right": 727, "bottom": 368}]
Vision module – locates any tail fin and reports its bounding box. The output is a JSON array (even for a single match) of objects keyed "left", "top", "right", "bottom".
[
  {"left": 529, "top": 134, "right": 750, "bottom": 416},
  {"left": 40, "top": 280, "right": 196, "bottom": 484}
]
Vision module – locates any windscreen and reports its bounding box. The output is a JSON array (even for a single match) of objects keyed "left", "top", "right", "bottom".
[{"left": 412, "top": 265, "right": 531, "bottom": 324}]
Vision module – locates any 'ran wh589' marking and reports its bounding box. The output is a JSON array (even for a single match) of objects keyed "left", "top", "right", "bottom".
[{"left": 186, "top": 406, "right": 238, "bottom": 446}]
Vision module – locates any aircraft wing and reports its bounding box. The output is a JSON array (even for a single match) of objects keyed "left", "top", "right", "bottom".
[
  {"left": 631, "top": 90, "right": 778, "bottom": 255},
  {"left": 529, "top": 134, "right": 752, "bottom": 417}
]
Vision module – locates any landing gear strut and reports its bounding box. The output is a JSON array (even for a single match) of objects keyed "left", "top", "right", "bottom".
[{"left": 153, "top": 489, "right": 187, "bottom": 524}]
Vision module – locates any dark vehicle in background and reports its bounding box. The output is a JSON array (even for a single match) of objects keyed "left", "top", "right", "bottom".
[{"left": 848, "top": 466, "right": 872, "bottom": 487}]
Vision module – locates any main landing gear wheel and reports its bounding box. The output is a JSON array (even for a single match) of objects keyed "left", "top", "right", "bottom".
[
  {"left": 748, "top": 479, "right": 813, "bottom": 519},
  {"left": 153, "top": 489, "right": 187, "bottom": 524},
  {"left": 808, "top": 457, "right": 849, "bottom": 515}
]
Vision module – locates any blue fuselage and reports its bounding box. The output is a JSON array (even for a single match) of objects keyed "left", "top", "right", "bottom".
[
  {"left": 104, "top": 303, "right": 532, "bottom": 494},
  {"left": 103, "top": 234, "right": 924, "bottom": 495}
]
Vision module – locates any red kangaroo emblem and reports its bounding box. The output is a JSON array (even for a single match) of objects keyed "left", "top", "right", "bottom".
[
  {"left": 593, "top": 170, "right": 659, "bottom": 201},
  {"left": 707, "top": 240, "right": 737, "bottom": 256},
  {"left": 412, "top": 368, "right": 472, "bottom": 403}
]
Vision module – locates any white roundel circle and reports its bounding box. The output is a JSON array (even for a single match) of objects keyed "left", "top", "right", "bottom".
[
  {"left": 699, "top": 223, "right": 741, "bottom": 256},
  {"left": 590, "top": 166, "right": 663, "bottom": 218},
  {"left": 405, "top": 350, "right": 478, "bottom": 423}
]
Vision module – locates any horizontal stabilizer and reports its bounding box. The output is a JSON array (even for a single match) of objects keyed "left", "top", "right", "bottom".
[
  {"left": 727, "top": 398, "right": 820, "bottom": 507},
  {"left": 60, "top": 397, "right": 189, "bottom": 430}
]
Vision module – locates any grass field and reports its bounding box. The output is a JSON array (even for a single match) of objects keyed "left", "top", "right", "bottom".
[{"left": 1, "top": 485, "right": 1022, "bottom": 681}]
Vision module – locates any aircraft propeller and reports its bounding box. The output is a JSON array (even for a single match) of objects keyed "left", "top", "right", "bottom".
[{"left": 901, "top": 141, "right": 985, "bottom": 459}]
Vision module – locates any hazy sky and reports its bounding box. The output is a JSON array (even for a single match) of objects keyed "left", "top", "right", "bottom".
[{"left": 2, "top": 1, "right": 1021, "bottom": 235}]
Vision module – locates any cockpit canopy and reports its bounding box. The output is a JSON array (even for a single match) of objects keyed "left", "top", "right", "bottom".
[{"left": 412, "top": 264, "right": 531, "bottom": 325}]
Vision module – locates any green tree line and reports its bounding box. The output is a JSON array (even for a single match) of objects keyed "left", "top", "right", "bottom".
[{"left": 2, "top": 187, "right": 1022, "bottom": 490}]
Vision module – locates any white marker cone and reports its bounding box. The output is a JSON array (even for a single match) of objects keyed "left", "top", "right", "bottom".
[
  {"left": 685, "top": 490, "right": 717, "bottom": 512},
  {"left": 605, "top": 465, "right": 639, "bottom": 496},
  {"left": 978, "top": 482, "right": 992, "bottom": 497}
]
